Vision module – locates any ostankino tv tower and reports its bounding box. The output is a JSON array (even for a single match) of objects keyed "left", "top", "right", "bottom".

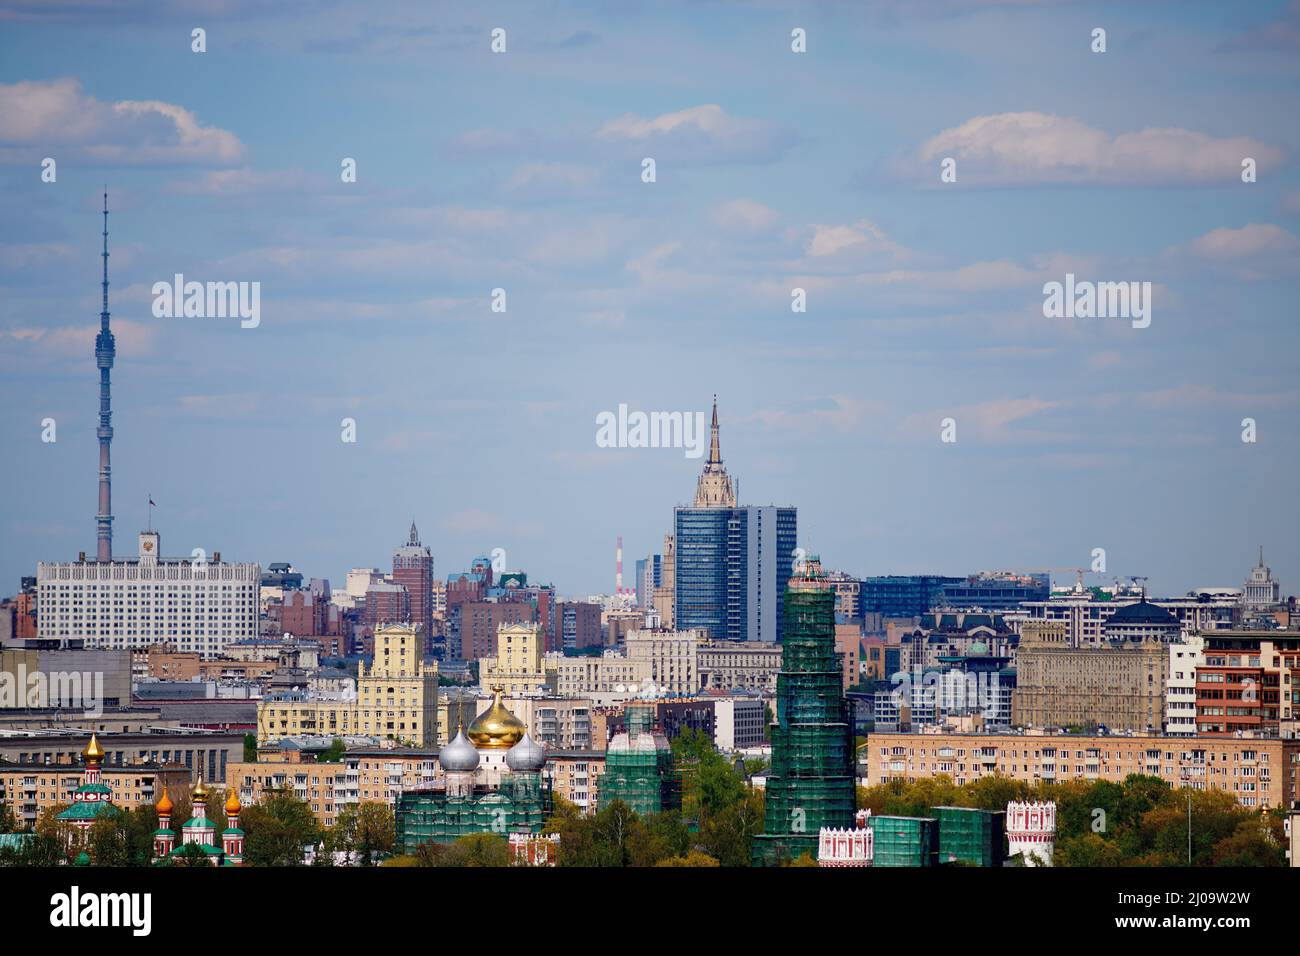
[{"left": 94, "top": 190, "right": 115, "bottom": 561}]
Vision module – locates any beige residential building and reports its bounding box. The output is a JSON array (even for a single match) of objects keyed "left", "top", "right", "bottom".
[
  {"left": 231, "top": 746, "right": 443, "bottom": 826},
  {"left": 0, "top": 762, "right": 192, "bottom": 829},
  {"left": 698, "top": 640, "right": 782, "bottom": 693},
  {"left": 480, "top": 622, "right": 556, "bottom": 696},
  {"left": 503, "top": 695, "right": 593, "bottom": 750},
  {"left": 547, "top": 651, "right": 651, "bottom": 696},
  {"left": 437, "top": 691, "right": 481, "bottom": 745},
  {"left": 652, "top": 533, "right": 675, "bottom": 628},
  {"left": 345, "top": 748, "right": 439, "bottom": 805},
  {"left": 626, "top": 628, "right": 705, "bottom": 695},
  {"left": 226, "top": 750, "right": 350, "bottom": 827},
  {"left": 1012, "top": 619, "right": 1168, "bottom": 733},
  {"left": 257, "top": 623, "right": 438, "bottom": 745},
  {"left": 867, "top": 730, "right": 1300, "bottom": 810},
  {"left": 547, "top": 750, "right": 605, "bottom": 814}
]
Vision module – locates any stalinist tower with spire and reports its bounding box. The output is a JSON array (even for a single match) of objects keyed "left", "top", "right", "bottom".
[{"left": 693, "top": 396, "right": 737, "bottom": 508}]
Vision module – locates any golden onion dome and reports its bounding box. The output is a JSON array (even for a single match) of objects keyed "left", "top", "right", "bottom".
[
  {"left": 192, "top": 777, "right": 210, "bottom": 802},
  {"left": 224, "top": 788, "right": 241, "bottom": 815},
  {"left": 156, "top": 789, "right": 173, "bottom": 814},
  {"left": 83, "top": 734, "right": 105, "bottom": 761},
  {"left": 467, "top": 685, "right": 526, "bottom": 749}
]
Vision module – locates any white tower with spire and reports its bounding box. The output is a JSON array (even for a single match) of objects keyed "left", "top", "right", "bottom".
[
  {"left": 1243, "top": 547, "right": 1281, "bottom": 608},
  {"left": 693, "top": 396, "right": 737, "bottom": 508}
]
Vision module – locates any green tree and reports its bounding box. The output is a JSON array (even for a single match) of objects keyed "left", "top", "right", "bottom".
[
  {"left": 243, "top": 734, "right": 258, "bottom": 762},
  {"left": 547, "top": 799, "right": 639, "bottom": 867},
  {"left": 318, "top": 738, "right": 346, "bottom": 763},
  {"left": 626, "top": 810, "right": 690, "bottom": 867},
  {"left": 0, "top": 799, "right": 17, "bottom": 832},
  {"left": 1210, "top": 819, "right": 1283, "bottom": 867},
  {"left": 655, "top": 849, "right": 720, "bottom": 867},
  {"left": 671, "top": 728, "right": 745, "bottom": 820},
  {"left": 241, "top": 789, "right": 322, "bottom": 866},
  {"left": 962, "top": 775, "right": 1030, "bottom": 812},
  {"left": 86, "top": 813, "right": 130, "bottom": 866},
  {"left": 440, "top": 832, "right": 511, "bottom": 867},
  {"left": 0, "top": 833, "right": 65, "bottom": 867},
  {"left": 329, "top": 801, "right": 395, "bottom": 865},
  {"left": 697, "top": 788, "right": 764, "bottom": 866},
  {"left": 1055, "top": 833, "right": 1123, "bottom": 867},
  {"left": 172, "top": 842, "right": 212, "bottom": 867}
]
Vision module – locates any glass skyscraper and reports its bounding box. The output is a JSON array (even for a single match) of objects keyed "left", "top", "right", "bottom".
[
  {"left": 674, "top": 504, "right": 796, "bottom": 643},
  {"left": 671, "top": 398, "right": 797, "bottom": 643}
]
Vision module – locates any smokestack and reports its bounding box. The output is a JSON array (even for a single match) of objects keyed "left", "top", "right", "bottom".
[{"left": 616, "top": 536, "right": 624, "bottom": 594}]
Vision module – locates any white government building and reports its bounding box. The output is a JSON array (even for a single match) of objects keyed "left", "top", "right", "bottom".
[{"left": 37, "top": 531, "right": 260, "bottom": 658}]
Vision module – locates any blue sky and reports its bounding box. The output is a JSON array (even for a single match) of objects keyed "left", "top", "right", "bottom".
[{"left": 1, "top": 0, "right": 1298, "bottom": 598}]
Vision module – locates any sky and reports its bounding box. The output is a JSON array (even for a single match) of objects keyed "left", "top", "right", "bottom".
[{"left": 1, "top": 0, "right": 1298, "bottom": 599}]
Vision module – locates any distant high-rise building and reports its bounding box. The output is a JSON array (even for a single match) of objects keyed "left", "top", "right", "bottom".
[
  {"left": 1243, "top": 547, "right": 1282, "bottom": 608},
  {"left": 363, "top": 581, "right": 410, "bottom": 652},
  {"left": 675, "top": 504, "right": 796, "bottom": 643},
  {"left": 392, "top": 522, "right": 433, "bottom": 647},
  {"left": 672, "top": 401, "right": 795, "bottom": 643},
  {"left": 635, "top": 554, "right": 662, "bottom": 608},
  {"left": 461, "top": 601, "right": 537, "bottom": 661},
  {"left": 557, "top": 601, "right": 602, "bottom": 651},
  {"left": 652, "top": 533, "right": 676, "bottom": 628}
]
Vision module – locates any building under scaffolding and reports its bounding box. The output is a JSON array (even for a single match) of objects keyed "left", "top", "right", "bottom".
[
  {"left": 394, "top": 691, "right": 552, "bottom": 850},
  {"left": 596, "top": 702, "right": 681, "bottom": 816},
  {"left": 752, "top": 560, "right": 856, "bottom": 865},
  {"left": 395, "top": 771, "right": 550, "bottom": 850}
]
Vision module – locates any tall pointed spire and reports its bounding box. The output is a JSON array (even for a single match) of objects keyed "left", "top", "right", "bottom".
[
  {"left": 408, "top": 520, "right": 420, "bottom": 546},
  {"left": 708, "top": 394, "right": 722, "bottom": 465},
  {"left": 94, "top": 189, "right": 115, "bottom": 562},
  {"left": 693, "top": 395, "right": 736, "bottom": 508}
]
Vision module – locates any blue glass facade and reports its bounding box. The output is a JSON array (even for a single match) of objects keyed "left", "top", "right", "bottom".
[
  {"left": 940, "top": 576, "right": 1050, "bottom": 609},
  {"left": 674, "top": 505, "right": 796, "bottom": 643},
  {"left": 860, "top": 575, "right": 963, "bottom": 618}
]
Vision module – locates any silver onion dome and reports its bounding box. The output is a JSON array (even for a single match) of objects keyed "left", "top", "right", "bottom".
[
  {"left": 439, "top": 728, "right": 480, "bottom": 772},
  {"left": 505, "top": 731, "right": 546, "bottom": 772}
]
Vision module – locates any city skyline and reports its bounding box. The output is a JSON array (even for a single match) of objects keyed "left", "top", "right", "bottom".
[{"left": 2, "top": 0, "right": 1299, "bottom": 598}]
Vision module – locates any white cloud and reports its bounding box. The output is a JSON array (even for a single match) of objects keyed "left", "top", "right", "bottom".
[
  {"left": 805, "top": 219, "right": 905, "bottom": 260},
  {"left": 1, "top": 319, "right": 156, "bottom": 358},
  {"left": 1186, "top": 223, "right": 1298, "bottom": 260},
  {"left": 904, "top": 397, "right": 1063, "bottom": 443},
  {"left": 912, "top": 111, "right": 1284, "bottom": 185},
  {"left": 168, "top": 166, "right": 326, "bottom": 196},
  {"left": 750, "top": 396, "right": 887, "bottom": 432},
  {"left": 503, "top": 162, "right": 602, "bottom": 197},
  {"left": 711, "top": 199, "right": 779, "bottom": 234},
  {"left": 596, "top": 104, "right": 795, "bottom": 164},
  {"left": 601, "top": 104, "right": 744, "bottom": 139},
  {"left": 0, "top": 77, "right": 245, "bottom": 166}
]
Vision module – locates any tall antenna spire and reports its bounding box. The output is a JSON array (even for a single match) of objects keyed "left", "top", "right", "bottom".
[
  {"left": 94, "top": 188, "right": 115, "bottom": 562},
  {"left": 708, "top": 394, "right": 721, "bottom": 465}
]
